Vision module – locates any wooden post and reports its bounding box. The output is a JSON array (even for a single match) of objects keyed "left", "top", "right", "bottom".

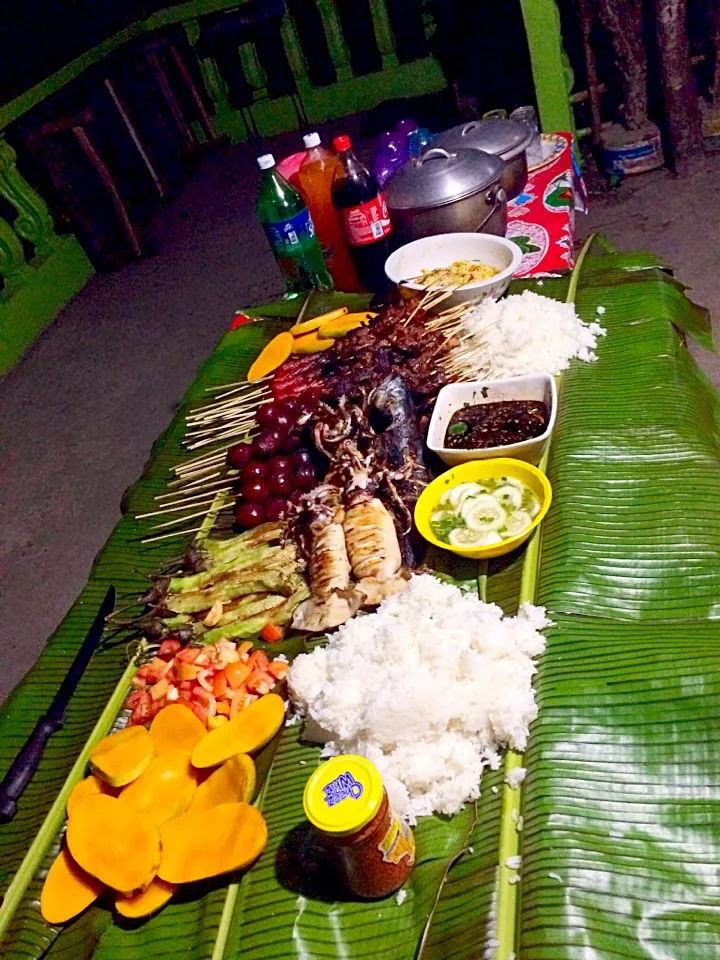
[
  {"left": 368, "top": 0, "right": 399, "bottom": 69},
  {"left": 518, "top": 0, "right": 575, "bottom": 133},
  {"left": 315, "top": 0, "right": 351, "bottom": 79},
  {"left": 656, "top": 0, "right": 702, "bottom": 164}
]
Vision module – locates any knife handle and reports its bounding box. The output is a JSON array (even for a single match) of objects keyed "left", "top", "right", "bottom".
[{"left": 0, "top": 718, "right": 61, "bottom": 822}]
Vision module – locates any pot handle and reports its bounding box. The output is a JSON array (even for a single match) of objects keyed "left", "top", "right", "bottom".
[
  {"left": 475, "top": 185, "right": 506, "bottom": 233},
  {"left": 460, "top": 121, "right": 481, "bottom": 137},
  {"left": 415, "top": 147, "right": 455, "bottom": 165}
]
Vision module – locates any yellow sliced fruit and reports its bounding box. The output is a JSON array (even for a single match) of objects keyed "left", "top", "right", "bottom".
[
  {"left": 189, "top": 753, "right": 256, "bottom": 811},
  {"left": 115, "top": 877, "right": 177, "bottom": 918},
  {"left": 318, "top": 311, "right": 376, "bottom": 339},
  {"left": 149, "top": 703, "right": 206, "bottom": 755},
  {"left": 119, "top": 749, "right": 197, "bottom": 827},
  {"left": 289, "top": 306, "right": 347, "bottom": 336},
  {"left": 41, "top": 846, "right": 104, "bottom": 924},
  {"left": 90, "top": 725, "right": 154, "bottom": 787},
  {"left": 66, "top": 794, "right": 161, "bottom": 895},
  {"left": 247, "top": 331, "right": 294, "bottom": 382},
  {"left": 67, "top": 775, "right": 118, "bottom": 816},
  {"left": 158, "top": 802, "right": 268, "bottom": 884},
  {"left": 191, "top": 693, "right": 285, "bottom": 768},
  {"left": 291, "top": 331, "right": 334, "bottom": 355}
]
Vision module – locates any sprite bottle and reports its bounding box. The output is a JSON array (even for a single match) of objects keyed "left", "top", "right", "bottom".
[{"left": 256, "top": 154, "right": 333, "bottom": 297}]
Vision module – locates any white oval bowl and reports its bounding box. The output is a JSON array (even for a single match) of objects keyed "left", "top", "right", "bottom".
[
  {"left": 384, "top": 233, "right": 522, "bottom": 309},
  {"left": 427, "top": 374, "right": 557, "bottom": 466}
]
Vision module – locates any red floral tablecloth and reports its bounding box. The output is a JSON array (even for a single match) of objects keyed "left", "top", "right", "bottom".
[{"left": 508, "top": 131, "right": 586, "bottom": 277}]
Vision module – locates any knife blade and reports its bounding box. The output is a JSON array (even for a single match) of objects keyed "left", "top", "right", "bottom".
[{"left": 0, "top": 585, "right": 116, "bottom": 822}]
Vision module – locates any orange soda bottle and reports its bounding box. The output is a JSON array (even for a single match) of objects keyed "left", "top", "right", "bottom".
[{"left": 297, "top": 133, "right": 363, "bottom": 292}]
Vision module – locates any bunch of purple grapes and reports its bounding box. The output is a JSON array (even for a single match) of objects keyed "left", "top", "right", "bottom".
[{"left": 226, "top": 391, "right": 321, "bottom": 529}]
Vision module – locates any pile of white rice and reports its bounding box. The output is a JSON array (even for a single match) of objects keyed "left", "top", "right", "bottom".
[
  {"left": 464, "top": 289, "right": 606, "bottom": 378},
  {"left": 288, "top": 574, "right": 548, "bottom": 822}
]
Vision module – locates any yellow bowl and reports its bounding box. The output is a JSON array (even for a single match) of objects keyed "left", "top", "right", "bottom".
[{"left": 414, "top": 458, "right": 553, "bottom": 559}]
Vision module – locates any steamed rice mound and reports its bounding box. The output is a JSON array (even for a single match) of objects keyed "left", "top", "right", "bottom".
[{"left": 288, "top": 574, "right": 548, "bottom": 822}]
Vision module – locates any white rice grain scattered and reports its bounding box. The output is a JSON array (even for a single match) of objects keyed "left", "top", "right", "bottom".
[
  {"left": 548, "top": 872, "right": 563, "bottom": 883},
  {"left": 505, "top": 856, "right": 522, "bottom": 870},
  {"left": 395, "top": 889, "right": 407, "bottom": 906},
  {"left": 508, "top": 874, "right": 521, "bottom": 884},
  {"left": 487, "top": 938, "right": 500, "bottom": 949},
  {"left": 510, "top": 809, "right": 519, "bottom": 822},
  {"left": 463, "top": 290, "right": 606, "bottom": 379},
  {"left": 516, "top": 816, "right": 524, "bottom": 832},
  {"left": 288, "top": 575, "right": 547, "bottom": 822},
  {"left": 491, "top": 785, "right": 499, "bottom": 794},
  {"left": 596, "top": 305, "right": 606, "bottom": 315},
  {"left": 505, "top": 767, "right": 526, "bottom": 789}
]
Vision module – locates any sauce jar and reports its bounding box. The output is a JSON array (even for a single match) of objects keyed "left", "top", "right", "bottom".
[{"left": 303, "top": 755, "right": 415, "bottom": 899}]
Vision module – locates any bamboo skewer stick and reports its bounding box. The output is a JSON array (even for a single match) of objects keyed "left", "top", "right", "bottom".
[
  {"left": 148, "top": 507, "right": 224, "bottom": 532},
  {"left": 141, "top": 525, "right": 205, "bottom": 544},
  {"left": 136, "top": 497, "right": 217, "bottom": 519},
  {"left": 186, "top": 425, "right": 257, "bottom": 451},
  {"left": 156, "top": 478, "right": 234, "bottom": 502}
]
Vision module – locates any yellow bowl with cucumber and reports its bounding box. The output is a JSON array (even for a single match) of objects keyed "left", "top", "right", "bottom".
[{"left": 414, "top": 459, "right": 552, "bottom": 559}]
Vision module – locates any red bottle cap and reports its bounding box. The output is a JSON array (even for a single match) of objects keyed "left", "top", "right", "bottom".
[{"left": 333, "top": 135, "right": 351, "bottom": 152}]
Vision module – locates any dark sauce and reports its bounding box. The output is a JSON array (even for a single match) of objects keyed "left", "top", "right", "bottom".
[{"left": 444, "top": 400, "right": 548, "bottom": 450}]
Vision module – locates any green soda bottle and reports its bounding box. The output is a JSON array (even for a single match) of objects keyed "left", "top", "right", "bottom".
[{"left": 256, "top": 154, "right": 333, "bottom": 297}]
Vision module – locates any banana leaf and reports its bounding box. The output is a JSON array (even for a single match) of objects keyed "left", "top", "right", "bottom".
[{"left": 2, "top": 250, "right": 720, "bottom": 960}]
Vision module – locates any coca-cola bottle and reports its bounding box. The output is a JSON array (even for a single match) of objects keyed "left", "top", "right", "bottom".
[{"left": 331, "top": 135, "right": 393, "bottom": 292}]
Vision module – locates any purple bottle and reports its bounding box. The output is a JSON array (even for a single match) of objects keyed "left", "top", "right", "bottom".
[
  {"left": 370, "top": 131, "right": 406, "bottom": 187},
  {"left": 395, "top": 118, "right": 418, "bottom": 157}
]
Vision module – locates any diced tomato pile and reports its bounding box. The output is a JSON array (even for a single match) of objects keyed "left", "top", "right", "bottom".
[{"left": 124, "top": 638, "right": 289, "bottom": 727}]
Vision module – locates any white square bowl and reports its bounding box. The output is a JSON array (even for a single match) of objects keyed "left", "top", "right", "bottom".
[{"left": 427, "top": 374, "right": 557, "bottom": 466}]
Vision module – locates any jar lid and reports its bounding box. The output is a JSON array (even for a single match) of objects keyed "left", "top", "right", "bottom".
[
  {"left": 385, "top": 147, "right": 504, "bottom": 211},
  {"left": 303, "top": 755, "right": 384, "bottom": 835},
  {"left": 434, "top": 119, "right": 533, "bottom": 162}
]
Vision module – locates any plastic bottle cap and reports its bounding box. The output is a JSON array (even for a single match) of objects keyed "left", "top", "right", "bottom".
[
  {"left": 257, "top": 154, "right": 276, "bottom": 170},
  {"left": 303, "top": 132, "right": 321, "bottom": 149},
  {"left": 333, "top": 135, "right": 351, "bottom": 152},
  {"left": 303, "top": 755, "right": 384, "bottom": 835}
]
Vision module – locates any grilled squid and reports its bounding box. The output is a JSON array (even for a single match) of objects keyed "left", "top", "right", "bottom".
[
  {"left": 292, "top": 508, "right": 362, "bottom": 632},
  {"left": 343, "top": 497, "right": 408, "bottom": 605}
]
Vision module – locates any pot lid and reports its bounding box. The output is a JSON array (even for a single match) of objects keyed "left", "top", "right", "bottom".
[
  {"left": 385, "top": 147, "right": 505, "bottom": 211},
  {"left": 434, "top": 118, "right": 533, "bottom": 161}
]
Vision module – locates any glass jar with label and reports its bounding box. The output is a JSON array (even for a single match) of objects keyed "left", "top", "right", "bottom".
[{"left": 303, "top": 755, "right": 415, "bottom": 899}]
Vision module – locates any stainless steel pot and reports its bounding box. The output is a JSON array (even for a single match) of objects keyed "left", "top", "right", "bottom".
[
  {"left": 433, "top": 119, "right": 533, "bottom": 199},
  {"left": 385, "top": 147, "right": 507, "bottom": 244}
]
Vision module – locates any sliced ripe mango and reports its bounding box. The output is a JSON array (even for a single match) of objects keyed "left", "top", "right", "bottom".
[
  {"left": 118, "top": 749, "right": 197, "bottom": 826},
  {"left": 115, "top": 878, "right": 177, "bottom": 918},
  {"left": 247, "top": 331, "right": 294, "bottom": 382},
  {"left": 291, "top": 331, "right": 334, "bottom": 355},
  {"left": 191, "top": 693, "right": 285, "bottom": 768},
  {"left": 90, "top": 725, "right": 154, "bottom": 788},
  {"left": 150, "top": 703, "right": 206, "bottom": 755},
  {"left": 41, "top": 846, "right": 104, "bottom": 924},
  {"left": 289, "top": 306, "right": 347, "bottom": 336},
  {"left": 189, "top": 753, "right": 256, "bottom": 811},
  {"left": 67, "top": 775, "right": 118, "bottom": 816},
  {"left": 318, "top": 311, "right": 376, "bottom": 339}
]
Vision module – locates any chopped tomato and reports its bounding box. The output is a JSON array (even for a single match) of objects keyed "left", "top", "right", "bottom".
[
  {"left": 150, "top": 657, "right": 170, "bottom": 677},
  {"left": 125, "top": 690, "right": 152, "bottom": 725},
  {"left": 192, "top": 687, "right": 218, "bottom": 717},
  {"left": 158, "top": 638, "right": 182, "bottom": 660},
  {"left": 247, "top": 650, "right": 270, "bottom": 672},
  {"left": 164, "top": 665, "right": 178, "bottom": 684},
  {"left": 176, "top": 647, "right": 201, "bottom": 664},
  {"left": 260, "top": 623, "right": 283, "bottom": 643},
  {"left": 136, "top": 663, "right": 162, "bottom": 685},
  {"left": 268, "top": 660, "right": 289, "bottom": 679},
  {"left": 178, "top": 680, "right": 194, "bottom": 693},
  {"left": 246, "top": 670, "right": 273, "bottom": 696},
  {"left": 225, "top": 661, "right": 252, "bottom": 690},
  {"left": 213, "top": 672, "right": 229, "bottom": 699},
  {"left": 131, "top": 676, "right": 147, "bottom": 690},
  {"left": 196, "top": 668, "right": 216, "bottom": 692}
]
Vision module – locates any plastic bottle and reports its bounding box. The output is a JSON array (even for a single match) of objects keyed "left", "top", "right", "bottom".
[
  {"left": 297, "top": 133, "right": 362, "bottom": 292},
  {"left": 331, "top": 135, "right": 393, "bottom": 293},
  {"left": 370, "top": 131, "right": 406, "bottom": 187},
  {"left": 256, "top": 153, "right": 333, "bottom": 298}
]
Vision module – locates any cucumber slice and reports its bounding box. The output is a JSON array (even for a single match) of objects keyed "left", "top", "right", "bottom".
[
  {"left": 493, "top": 484, "right": 523, "bottom": 509},
  {"left": 461, "top": 494, "right": 507, "bottom": 532},
  {"left": 449, "top": 527, "right": 488, "bottom": 547},
  {"left": 502, "top": 509, "right": 533, "bottom": 536}
]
